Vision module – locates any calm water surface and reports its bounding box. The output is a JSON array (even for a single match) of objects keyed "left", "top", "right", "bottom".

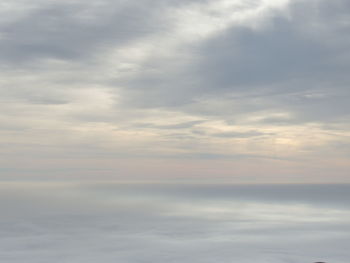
[{"left": 0, "top": 182, "right": 349, "bottom": 263}]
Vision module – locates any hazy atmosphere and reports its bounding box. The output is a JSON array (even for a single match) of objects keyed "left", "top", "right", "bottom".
[
  {"left": 1, "top": 1, "right": 350, "bottom": 262},
  {"left": 1, "top": 0, "right": 350, "bottom": 183}
]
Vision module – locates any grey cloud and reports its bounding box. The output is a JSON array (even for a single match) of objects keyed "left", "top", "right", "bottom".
[
  {"left": 0, "top": 84, "right": 72, "bottom": 113},
  {"left": 117, "top": 0, "right": 350, "bottom": 125},
  {"left": 0, "top": 1, "right": 170, "bottom": 65},
  {"left": 196, "top": 24, "right": 322, "bottom": 91},
  {"left": 134, "top": 120, "right": 204, "bottom": 130},
  {"left": 0, "top": 0, "right": 215, "bottom": 67},
  {"left": 3, "top": 0, "right": 349, "bottom": 121},
  {"left": 0, "top": 0, "right": 349, "bottom": 174},
  {"left": 211, "top": 130, "right": 269, "bottom": 138}
]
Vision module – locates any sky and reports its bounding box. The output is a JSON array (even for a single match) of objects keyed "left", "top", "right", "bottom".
[{"left": 1, "top": 0, "right": 350, "bottom": 183}]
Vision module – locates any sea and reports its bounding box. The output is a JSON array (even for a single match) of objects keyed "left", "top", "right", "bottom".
[{"left": 0, "top": 182, "right": 349, "bottom": 263}]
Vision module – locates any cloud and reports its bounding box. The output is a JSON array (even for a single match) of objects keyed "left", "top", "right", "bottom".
[
  {"left": 211, "top": 130, "right": 269, "bottom": 138},
  {"left": 134, "top": 120, "right": 205, "bottom": 130},
  {"left": 118, "top": 0, "right": 350, "bottom": 121},
  {"left": 0, "top": 0, "right": 349, "bottom": 181},
  {"left": 0, "top": 0, "right": 173, "bottom": 65}
]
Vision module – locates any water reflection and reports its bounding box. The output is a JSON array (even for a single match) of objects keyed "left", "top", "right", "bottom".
[{"left": 0, "top": 182, "right": 349, "bottom": 263}]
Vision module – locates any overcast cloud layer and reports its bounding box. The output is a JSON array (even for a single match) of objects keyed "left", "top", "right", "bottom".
[{"left": 1, "top": 0, "right": 350, "bottom": 182}]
